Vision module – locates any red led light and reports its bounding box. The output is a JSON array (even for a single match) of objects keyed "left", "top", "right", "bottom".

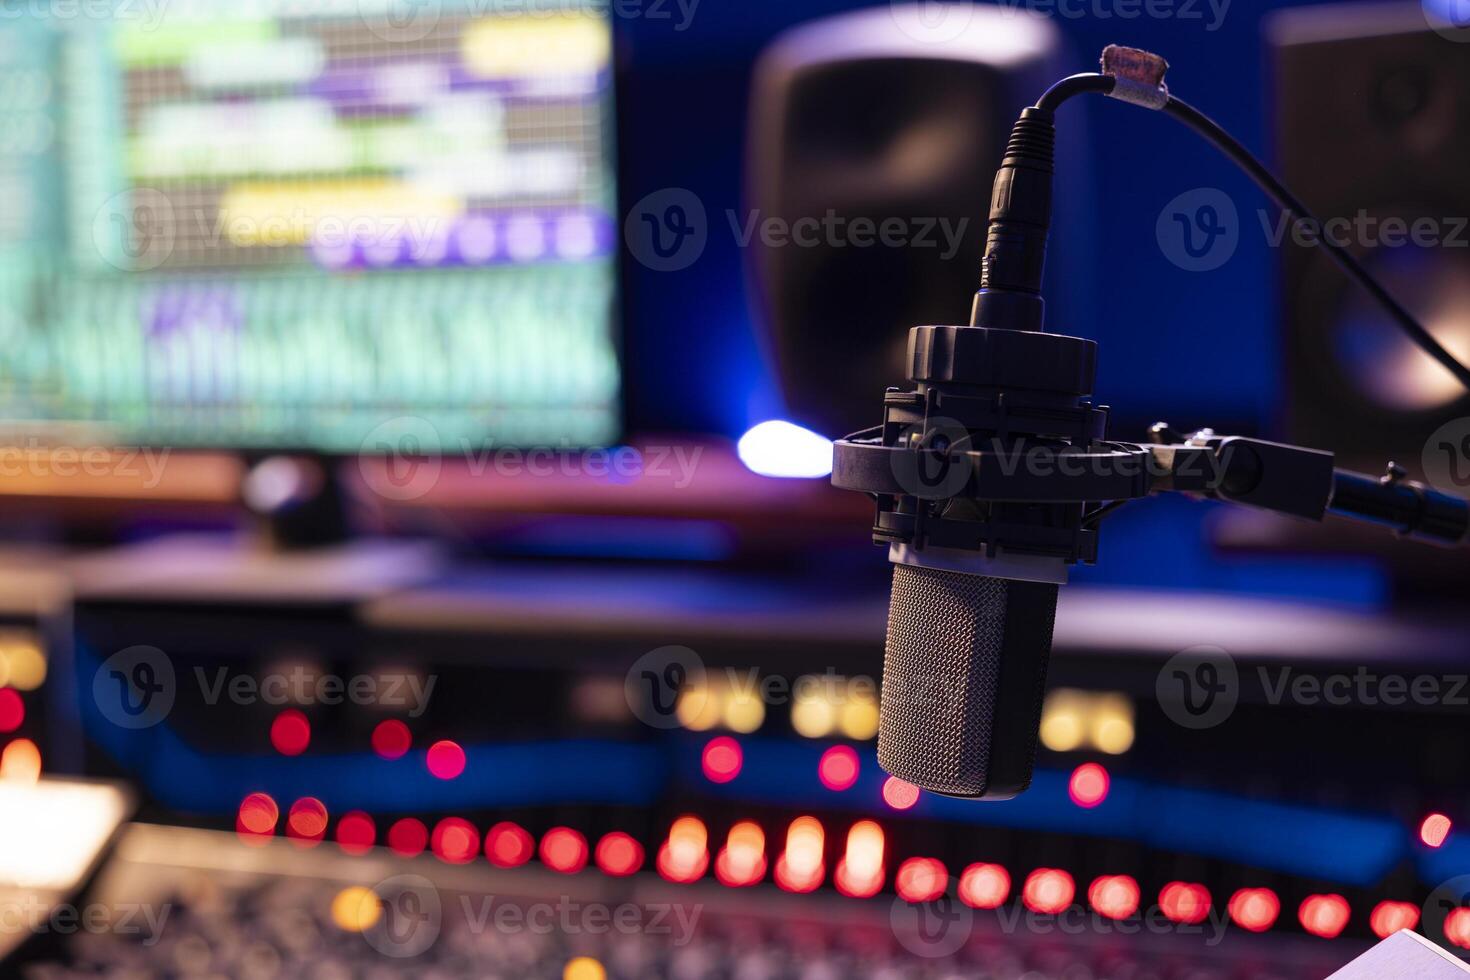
[
  {"left": 1445, "top": 908, "right": 1470, "bottom": 950},
  {"left": 426, "top": 740, "right": 466, "bottom": 780},
  {"left": 1228, "top": 888, "right": 1281, "bottom": 933},
  {"left": 895, "top": 857, "right": 947, "bottom": 903},
  {"left": 1022, "top": 869, "right": 1075, "bottom": 914},
  {"left": 1299, "top": 894, "right": 1351, "bottom": 939},
  {"left": 335, "top": 811, "right": 376, "bottom": 855},
  {"left": 818, "top": 745, "right": 859, "bottom": 791},
  {"left": 0, "top": 689, "right": 23, "bottom": 734},
  {"left": 269, "top": 709, "right": 311, "bottom": 757},
  {"left": 540, "top": 827, "right": 589, "bottom": 874},
  {"left": 716, "top": 821, "right": 768, "bottom": 888},
  {"left": 958, "top": 863, "right": 1011, "bottom": 909},
  {"left": 833, "top": 820, "right": 883, "bottom": 898},
  {"left": 1369, "top": 900, "right": 1420, "bottom": 938},
  {"left": 1068, "top": 762, "right": 1110, "bottom": 808},
  {"left": 371, "top": 720, "right": 412, "bottom": 760},
  {"left": 1088, "top": 875, "right": 1140, "bottom": 920},
  {"left": 701, "top": 736, "right": 742, "bottom": 784},
  {"left": 431, "top": 817, "right": 480, "bottom": 864},
  {"left": 657, "top": 816, "right": 709, "bottom": 883},
  {"left": 595, "top": 832, "right": 645, "bottom": 877},
  {"left": 486, "top": 821, "right": 534, "bottom": 868},
  {"left": 387, "top": 818, "right": 428, "bottom": 857},
  {"left": 235, "top": 792, "right": 278, "bottom": 844},
  {"left": 1159, "top": 882, "right": 1211, "bottom": 925},
  {"left": 773, "top": 816, "right": 825, "bottom": 893},
  {"left": 1420, "top": 812, "right": 1452, "bottom": 848},
  {"left": 285, "top": 797, "right": 328, "bottom": 847},
  {"left": 882, "top": 776, "right": 920, "bottom": 811}
]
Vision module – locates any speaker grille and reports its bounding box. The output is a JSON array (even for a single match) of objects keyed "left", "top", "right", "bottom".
[{"left": 878, "top": 563, "right": 1057, "bottom": 798}]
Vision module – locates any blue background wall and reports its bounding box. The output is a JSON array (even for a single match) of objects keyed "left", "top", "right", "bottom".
[
  {"left": 615, "top": 0, "right": 1401, "bottom": 606},
  {"left": 617, "top": 0, "right": 1308, "bottom": 439}
]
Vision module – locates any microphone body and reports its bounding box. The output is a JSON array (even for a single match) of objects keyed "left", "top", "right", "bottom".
[{"left": 880, "top": 558, "right": 1059, "bottom": 799}]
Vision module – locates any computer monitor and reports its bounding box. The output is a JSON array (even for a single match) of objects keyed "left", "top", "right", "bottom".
[{"left": 0, "top": 0, "right": 621, "bottom": 453}]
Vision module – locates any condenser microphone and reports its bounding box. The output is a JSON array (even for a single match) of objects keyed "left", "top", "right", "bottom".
[{"left": 833, "top": 86, "right": 1105, "bottom": 800}]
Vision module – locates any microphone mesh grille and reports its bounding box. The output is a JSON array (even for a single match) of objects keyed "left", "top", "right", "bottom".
[{"left": 878, "top": 563, "right": 1056, "bottom": 797}]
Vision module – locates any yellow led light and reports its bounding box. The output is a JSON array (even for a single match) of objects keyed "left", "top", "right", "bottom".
[
  {"left": 791, "top": 694, "right": 837, "bottom": 739},
  {"left": 721, "top": 687, "right": 765, "bottom": 734},
  {"left": 0, "top": 739, "right": 42, "bottom": 784},
  {"left": 330, "top": 886, "right": 381, "bottom": 933},
  {"left": 1, "top": 642, "right": 45, "bottom": 692},
  {"left": 838, "top": 698, "right": 880, "bottom": 741},
  {"left": 1090, "top": 694, "right": 1135, "bottom": 755},
  {"left": 1038, "top": 688, "right": 1087, "bottom": 753},
  {"left": 676, "top": 683, "right": 721, "bottom": 732},
  {"left": 563, "top": 957, "right": 606, "bottom": 980}
]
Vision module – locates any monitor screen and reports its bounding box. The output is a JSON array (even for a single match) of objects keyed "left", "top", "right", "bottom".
[{"left": 0, "top": 0, "right": 621, "bottom": 452}]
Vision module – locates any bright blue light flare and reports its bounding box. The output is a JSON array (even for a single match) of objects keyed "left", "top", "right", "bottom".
[{"left": 736, "top": 420, "right": 833, "bottom": 479}]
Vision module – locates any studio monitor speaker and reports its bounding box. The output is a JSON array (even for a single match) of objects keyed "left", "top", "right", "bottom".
[
  {"left": 747, "top": 5, "right": 1062, "bottom": 438},
  {"left": 1270, "top": 3, "right": 1470, "bottom": 472}
]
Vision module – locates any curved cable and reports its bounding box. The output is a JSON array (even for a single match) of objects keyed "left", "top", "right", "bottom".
[
  {"left": 1032, "top": 73, "right": 1470, "bottom": 394},
  {"left": 1036, "top": 72, "right": 1115, "bottom": 112}
]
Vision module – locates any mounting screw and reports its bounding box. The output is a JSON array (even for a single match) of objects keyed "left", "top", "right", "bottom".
[{"left": 1381, "top": 461, "right": 1408, "bottom": 485}]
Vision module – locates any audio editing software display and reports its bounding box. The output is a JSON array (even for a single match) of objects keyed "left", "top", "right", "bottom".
[{"left": 0, "top": 1, "right": 620, "bottom": 450}]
